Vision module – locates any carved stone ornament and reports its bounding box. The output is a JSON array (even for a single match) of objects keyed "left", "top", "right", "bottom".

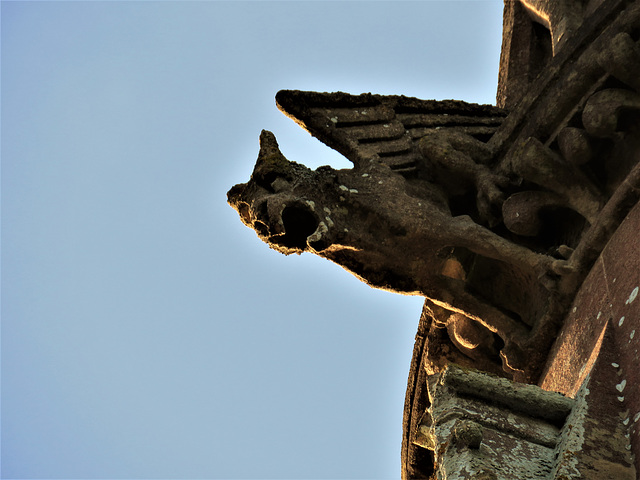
[
  {"left": 227, "top": 0, "right": 640, "bottom": 478},
  {"left": 415, "top": 356, "right": 635, "bottom": 480}
]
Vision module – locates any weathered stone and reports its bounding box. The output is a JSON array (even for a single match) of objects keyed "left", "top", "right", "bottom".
[
  {"left": 540, "top": 201, "right": 640, "bottom": 477},
  {"left": 518, "top": 0, "right": 583, "bottom": 53},
  {"left": 225, "top": 0, "right": 640, "bottom": 478},
  {"left": 415, "top": 359, "right": 636, "bottom": 479},
  {"left": 229, "top": 89, "right": 595, "bottom": 382},
  {"left": 452, "top": 420, "right": 483, "bottom": 449},
  {"left": 557, "top": 127, "right": 594, "bottom": 166},
  {"left": 549, "top": 325, "right": 637, "bottom": 479},
  {"left": 582, "top": 88, "right": 640, "bottom": 138},
  {"left": 596, "top": 32, "right": 640, "bottom": 93},
  {"left": 402, "top": 1, "right": 640, "bottom": 477},
  {"left": 418, "top": 364, "right": 573, "bottom": 479}
]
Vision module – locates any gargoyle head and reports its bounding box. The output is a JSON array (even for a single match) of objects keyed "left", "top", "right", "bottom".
[
  {"left": 227, "top": 130, "right": 432, "bottom": 294},
  {"left": 227, "top": 130, "right": 337, "bottom": 255}
]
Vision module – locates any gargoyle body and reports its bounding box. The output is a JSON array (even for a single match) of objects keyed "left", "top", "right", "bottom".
[
  {"left": 228, "top": 89, "right": 617, "bottom": 379},
  {"left": 230, "top": 118, "right": 564, "bottom": 376}
]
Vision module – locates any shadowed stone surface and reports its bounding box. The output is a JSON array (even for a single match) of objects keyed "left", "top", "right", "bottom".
[{"left": 401, "top": 1, "right": 640, "bottom": 477}]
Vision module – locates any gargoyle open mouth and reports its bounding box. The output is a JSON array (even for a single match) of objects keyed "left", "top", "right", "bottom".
[{"left": 269, "top": 203, "right": 320, "bottom": 253}]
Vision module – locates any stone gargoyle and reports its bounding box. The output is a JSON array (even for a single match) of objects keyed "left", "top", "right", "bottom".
[{"left": 228, "top": 90, "right": 588, "bottom": 377}]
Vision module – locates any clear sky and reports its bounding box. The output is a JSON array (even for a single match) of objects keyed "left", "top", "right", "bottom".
[{"left": 2, "top": 1, "right": 503, "bottom": 478}]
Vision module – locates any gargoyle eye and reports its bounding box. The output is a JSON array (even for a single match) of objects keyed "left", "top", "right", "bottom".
[{"left": 253, "top": 170, "right": 291, "bottom": 193}]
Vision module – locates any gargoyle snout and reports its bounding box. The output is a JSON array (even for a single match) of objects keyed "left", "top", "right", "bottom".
[{"left": 253, "top": 197, "right": 320, "bottom": 254}]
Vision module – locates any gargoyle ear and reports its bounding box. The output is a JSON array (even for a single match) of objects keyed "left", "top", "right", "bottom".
[
  {"left": 251, "top": 130, "right": 294, "bottom": 190},
  {"left": 258, "top": 130, "right": 280, "bottom": 157}
]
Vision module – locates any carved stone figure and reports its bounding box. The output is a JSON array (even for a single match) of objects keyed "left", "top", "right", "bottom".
[{"left": 228, "top": 89, "right": 591, "bottom": 379}]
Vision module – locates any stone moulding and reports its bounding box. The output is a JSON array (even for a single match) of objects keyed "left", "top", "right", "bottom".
[
  {"left": 413, "top": 358, "right": 635, "bottom": 479},
  {"left": 416, "top": 364, "right": 573, "bottom": 479}
]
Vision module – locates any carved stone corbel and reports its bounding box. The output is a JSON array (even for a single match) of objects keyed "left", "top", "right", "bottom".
[
  {"left": 414, "top": 364, "right": 574, "bottom": 479},
  {"left": 413, "top": 359, "right": 636, "bottom": 480}
]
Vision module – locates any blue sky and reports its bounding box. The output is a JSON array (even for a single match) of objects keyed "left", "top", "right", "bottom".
[{"left": 2, "top": 1, "right": 503, "bottom": 478}]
